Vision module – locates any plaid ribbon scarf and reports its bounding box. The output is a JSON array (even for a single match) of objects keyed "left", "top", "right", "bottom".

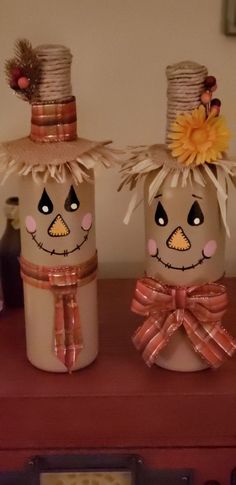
[
  {"left": 20, "top": 252, "right": 97, "bottom": 372},
  {"left": 131, "top": 277, "right": 236, "bottom": 368}
]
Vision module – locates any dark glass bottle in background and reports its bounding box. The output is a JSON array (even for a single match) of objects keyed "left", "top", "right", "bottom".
[{"left": 0, "top": 197, "right": 23, "bottom": 308}]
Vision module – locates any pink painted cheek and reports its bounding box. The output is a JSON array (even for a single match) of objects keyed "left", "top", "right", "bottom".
[
  {"left": 203, "top": 240, "right": 217, "bottom": 258},
  {"left": 147, "top": 238, "right": 157, "bottom": 256},
  {"left": 81, "top": 212, "right": 93, "bottom": 231},
  {"left": 25, "top": 215, "right": 37, "bottom": 233}
]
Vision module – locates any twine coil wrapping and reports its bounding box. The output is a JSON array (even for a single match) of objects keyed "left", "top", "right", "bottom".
[
  {"left": 33, "top": 44, "right": 72, "bottom": 102},
  {"left": 165, "top": 61, "right": 208, "bottom": 144}
]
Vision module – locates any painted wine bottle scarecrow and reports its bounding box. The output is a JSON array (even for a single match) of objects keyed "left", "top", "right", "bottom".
[
  {"left": 0, "top": 40, "right": 118, "bottom": 372},
  {"left": 120, "top": 61, "right": 236, "bottom": 371}
]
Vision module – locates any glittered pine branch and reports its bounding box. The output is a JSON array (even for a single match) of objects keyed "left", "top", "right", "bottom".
[{"left": 5, "top": 39, "right": 42, "bottom": 103}]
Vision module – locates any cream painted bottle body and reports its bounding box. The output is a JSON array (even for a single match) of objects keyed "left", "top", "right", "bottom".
[
  {"left": 20, "top": 174, "right": 98, "bottom": 372},
  {"left": 144, "top": 170, "right": 225, "bottom": 371}
]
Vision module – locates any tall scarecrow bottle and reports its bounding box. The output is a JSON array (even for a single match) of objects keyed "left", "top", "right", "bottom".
[
  {"left": 120, "top": 61, "right": 236, "bottom": 371},
  {"left": 1, "top": 40, "right": 117, "bottom": 372}
]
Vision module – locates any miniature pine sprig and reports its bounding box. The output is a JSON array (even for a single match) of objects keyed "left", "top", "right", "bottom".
[{"left": 5, "top": 39, "right": 42, "bottom": 103}]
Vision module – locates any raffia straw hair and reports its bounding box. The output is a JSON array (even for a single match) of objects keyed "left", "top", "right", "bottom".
[
  {"left": 33, "top": 44, "right": 72, "bottom": 102},
  {"left": 165, "top": 61, "right": 208, "bottom": 144}
]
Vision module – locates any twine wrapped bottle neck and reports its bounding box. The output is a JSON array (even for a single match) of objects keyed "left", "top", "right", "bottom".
[
  {"left": 29, "top": 44, "right": 77, "bottom": 142},
  {"left": 30, "top": 96, "right": 77, "bottom": 142},
  {"left": 165, "top": 61, "right": 208, "bottom": 145},
  {"left": 34, "top": 44, "right": 72, "bottom": 102}
]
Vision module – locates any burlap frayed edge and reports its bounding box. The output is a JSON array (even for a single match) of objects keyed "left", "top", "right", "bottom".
[
  {"left": 0, "top": 142, "right": 123, "bottom": 185},
  {"left": 118, "top": 144, "right": 236, "bottom": 237}
]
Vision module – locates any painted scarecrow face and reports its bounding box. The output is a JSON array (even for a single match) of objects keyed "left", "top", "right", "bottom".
[
  {"left": 144, "top": 171, "right": 226, "bottom": 285},
  {"left": 19, "top": 175, "right": 96, "bottom": 266}
]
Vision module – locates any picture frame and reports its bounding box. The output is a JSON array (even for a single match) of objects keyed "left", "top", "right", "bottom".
[
  {"left": 27, "top": 454, "right": 142, "bottom": 485},
  {"left": 225, "top": 0, "right": 236, "bottom": 34}
]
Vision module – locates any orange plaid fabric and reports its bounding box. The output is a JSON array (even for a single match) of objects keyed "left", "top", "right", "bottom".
[
  {"left": 20, "top": 253, "right": 97, "bottom": 372},
  {"left": 132, "top": 277, "right": 236, "bottom": 368},
  {"left": 30, "top": 96, "right": 77, "bottom": 142}
]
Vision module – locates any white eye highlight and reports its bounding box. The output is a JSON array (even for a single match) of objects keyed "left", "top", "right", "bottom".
[
  {"left": 193, "top": 217, "right": 201, "bottom": 225},
  {"left": 71, "top": 203, "right": 78, "bottom": 210},
  {"left": 158, "top": 217, "right": 165, "bottom": 225},
  {"left": 42, "top": 205, "right": 49, "bottom": 213}
]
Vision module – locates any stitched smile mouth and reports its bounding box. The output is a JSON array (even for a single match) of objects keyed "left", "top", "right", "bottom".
[
  {"left": 27, "top": 226, "right": 91, "bottom": 257},
  {"left": 152, "top": 248, "right": 211, "bottom": 271}
]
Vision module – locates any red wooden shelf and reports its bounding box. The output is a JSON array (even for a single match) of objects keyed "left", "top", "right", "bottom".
[{"left": 0, "top": 278, "right": 236, "bottom": 483}]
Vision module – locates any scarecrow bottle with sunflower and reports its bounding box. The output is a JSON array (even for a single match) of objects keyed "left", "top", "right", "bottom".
[
  {"left": 1, "top": 40, "right": 118, "bottom": 373},
  {"left": 120, "top": 61, "right": 236, "bottom": 372}
]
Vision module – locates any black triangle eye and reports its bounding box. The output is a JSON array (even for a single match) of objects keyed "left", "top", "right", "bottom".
[
  {"left": 38, "top": 189, "right": 53, "bottom": 215},
  {"left": 64, "top": 185, "right": 80, "bottom": 212},
  {"left": 155, "top": 201, "right": 168, "bottom": 226},
  {"left": 187, "top": 201, "right": 204, "bottom": 226}
]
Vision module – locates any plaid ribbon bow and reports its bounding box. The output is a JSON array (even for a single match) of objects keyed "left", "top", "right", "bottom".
[{"left": 131, "top": 277, "right": 236, "bottom": 368}]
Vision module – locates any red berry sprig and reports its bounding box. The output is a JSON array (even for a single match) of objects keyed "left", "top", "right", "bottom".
[
  {"left": 10, "top": 66, "right": 30, "bottom": 91},
  {"left": 200, "top": 75, "right": 221, "bottom": 117},
  {"left": 205, "top": 75, "right": 217, "bottom": 91},
  {"left": 210, "top": 98, "right": 221, "bottom": 116},
  {"left": 5, "top": 39, "right": 41, "bottom": 103}
]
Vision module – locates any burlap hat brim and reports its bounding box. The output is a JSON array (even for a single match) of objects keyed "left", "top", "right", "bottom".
[
  {"left": 2, "top": 136, "right": 110, "bottom": 166},
  {"left": 126, "top": 143, "right": 233, "bottom": 172},
  {"left": 0, "top": 136, "right": 119, "bottom": 184}
]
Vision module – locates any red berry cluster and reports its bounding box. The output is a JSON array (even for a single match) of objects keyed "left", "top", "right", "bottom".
[
  {"left": 10, "top": 67, "right": 30, "bottom": 91},
  {"left": 200, "top": 75, "right": 221, "bottom": 116}
]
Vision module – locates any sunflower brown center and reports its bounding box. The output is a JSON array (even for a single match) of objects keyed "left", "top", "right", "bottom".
[{"left": 191, "top": 127, "right": 208, "bottom": 145}]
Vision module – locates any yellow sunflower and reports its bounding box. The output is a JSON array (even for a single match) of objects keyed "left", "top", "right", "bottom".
[{"left": 168, "top": 105, "right": 230, "bottom": 166}]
